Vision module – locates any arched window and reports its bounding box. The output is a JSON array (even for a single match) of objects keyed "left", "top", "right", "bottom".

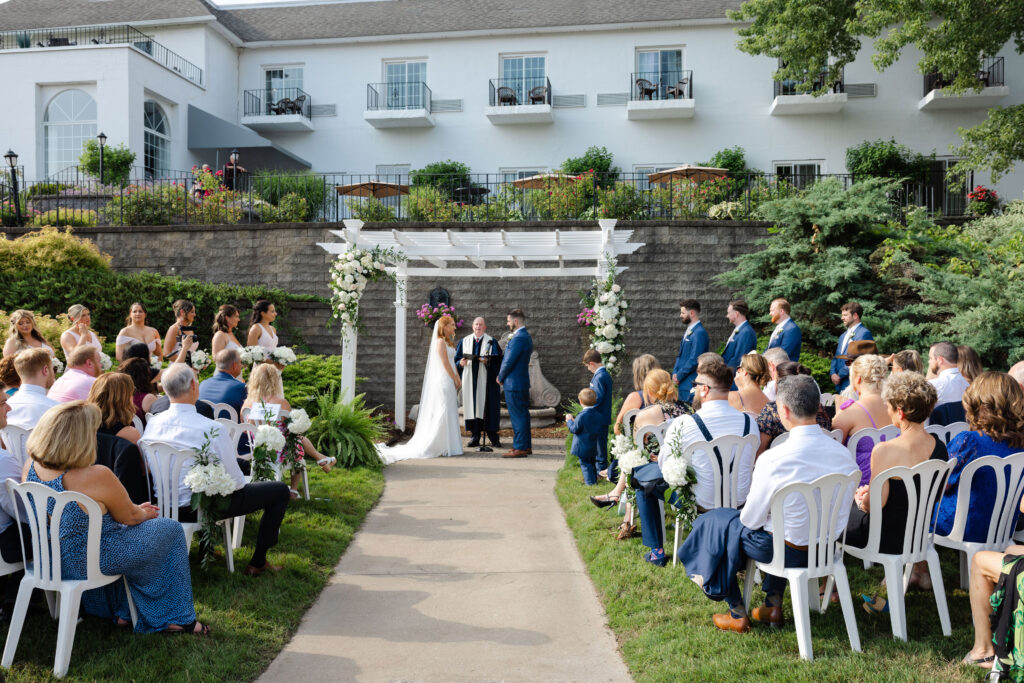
[
  {"left": 143, "top": 101, "right": 170, "bottom": 178},
  {"left": 43, "top": 89, "right": 97, "bottom": 177}
]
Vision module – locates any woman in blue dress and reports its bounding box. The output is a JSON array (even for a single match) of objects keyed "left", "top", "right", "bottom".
[
  {"left": 934, "top": 372, "right": 1024, "bottom": 542},
  {"left": 23, "top": 401, "right": 208, "bottom": 634}
]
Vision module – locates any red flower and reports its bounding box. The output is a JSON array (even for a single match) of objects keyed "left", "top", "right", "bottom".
[{"left": 215, "top": 170, "right": 224, "bottom": 177}]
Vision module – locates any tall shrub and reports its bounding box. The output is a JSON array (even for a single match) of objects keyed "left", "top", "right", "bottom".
[
  {"left": 845, "top": 138, "right": 935, "bottom": 180},
  {"left": 561, "top": 146, "right": 619, "bottom": 188},
  {"left": 252, "top": 170, "right": 329, "bottom": 221},
  {"left": 410, "top": 160, "right": 473, "bottom": 198},
  {"left": 79, "top": 140, "right": 136, "bottom": 186}
]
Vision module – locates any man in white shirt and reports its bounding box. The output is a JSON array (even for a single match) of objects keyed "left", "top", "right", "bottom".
[
  {"left": 142, "top": 364, "right": 290, "bottom": 576},
  {"left": 6, "top": 348, "right": 58, "bottom": 429},
  {"left": 0, "top": 386, "right": 31, "bottom": 614},
  {"left": 760, "top": 347, "right": 790, "bottom": 402},
  {"left": 928, "top": 341, "right": 971, "bottom": 425}
]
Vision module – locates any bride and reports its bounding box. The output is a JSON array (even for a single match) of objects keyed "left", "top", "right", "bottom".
[{"left": 378, "top": 315, "right": 464, "bottom": 464}]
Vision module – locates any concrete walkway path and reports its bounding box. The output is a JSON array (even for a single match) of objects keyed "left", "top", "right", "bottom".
[{"left": 259, "top": 437, "right": 631, "bottom": 682}]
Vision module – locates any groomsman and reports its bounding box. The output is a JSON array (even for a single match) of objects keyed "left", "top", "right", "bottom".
[
  {"left": 721, "top": 300, "right": 757, "bottom": 369},
  {"left": 829, "top": 302, "right": 873, "bottom": 392},
  {"left": 766, "top": 298, "right": 801, "bottom": 362},
  {"left": 497, "top": 309, "right": 533, "bottom": 458},
  {"left": 455, "top": 317, "right": 503, "bottom": 451},
  {"left": 672, "top": 299, "right": 709, "bottom": 399},
  {"left": 583, "top": 349, "right": 613, "bottom": 474}
]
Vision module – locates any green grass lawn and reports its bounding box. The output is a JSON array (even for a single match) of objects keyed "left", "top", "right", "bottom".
[
  {"left": 1, "top": 465, "right": 384, "bottom": 682},
  {"left": 555, "top": 450, "right": 987, "bottom": 682}
]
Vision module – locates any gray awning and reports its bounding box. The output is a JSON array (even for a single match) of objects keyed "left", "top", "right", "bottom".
[{"left": 187, "top": 105, "right": 311, "bottom": 170}]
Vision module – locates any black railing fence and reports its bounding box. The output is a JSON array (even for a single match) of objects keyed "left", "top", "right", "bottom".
[
  {"left": 0, "top": 169, "right": 972, "bottom": 228},
  {"left": 489, "top": 77, "right": 551, "bottom": 106},
  {"left": 0, "top": 24, "right": 203, "bottom": 86},
  {"left": 774, "top": 66, "right": 845, "bottom": 97},
  {"left": 243, "top": 88, "right": 311, "bottom": 118},
  {"left": 631, "top": 70, "right": 693, "bottom": 100},
  {"left": 366, "top": 82, "right": 432, "bottom": 111},
  {"left": 924, "top": 56, "right": 1005, "bottom": 95}
]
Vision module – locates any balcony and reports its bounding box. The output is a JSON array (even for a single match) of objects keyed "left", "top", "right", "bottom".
[
  {"left": 241, "top": 88, "right": 314, "bottom": 132},
  {"left": 364, "top": 82, "right": 434, "bottom": 128},
  {"left": 626, "top": 70, "right": 694, "bottom": 120},
  {"left": 0, "top": 24, "right": 203, "bottom": 87},
  {"left": 769, "top": 68, "right": 847, "bottom": 115},
  {"left": 918, "top": 57, "right": 1009, "bottom": 110},
  {"left": 486, "top": 77, "right": 553, "bottom": 124}
]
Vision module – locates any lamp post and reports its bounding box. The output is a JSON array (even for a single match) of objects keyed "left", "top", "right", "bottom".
[
  {"left": 3, "top": 149, "right": 21, "bottom": 226},
  {"left": 227, "top": 148, "right": 240, "bottom": 191},
  {"left": 96, "top": 132, "right": 107, "bottom": 185}
]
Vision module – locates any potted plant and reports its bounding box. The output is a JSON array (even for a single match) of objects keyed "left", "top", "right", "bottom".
[{"left": 967, "top": 185, "right": 999, "bottom": 216}]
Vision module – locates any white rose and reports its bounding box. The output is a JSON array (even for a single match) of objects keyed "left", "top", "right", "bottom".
[
  {"left": 619, "top": 316, "right": 627, "bottom": 326},
  {"left": 98, "top": 352, "right": 112, "bottom": 372},
  {"left": 287, "top": 408, "right": 312, "bottom": 434},
  {"left": 601, "top": 324, "right": 618, "bottom": 338},
  {"left": 595, "top": 341, "right": 614, "bottom": 354},
  {"left": 599, "top": 293, "right": 610, "bottom": 303},
  {"left": 611, "top": 284, "right": 621, "bottom": 293}
]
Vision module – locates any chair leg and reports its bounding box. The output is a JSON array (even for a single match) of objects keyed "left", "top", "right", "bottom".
[
  {"left": 53, "top": 587, "right": 84, "bottom": 678},
  {"left": 122, "top": 576, "right": 138, "bottom": 628},
  {"left": 927, "top": 548, "right": 952, "bottom": 637},
  {"left": 672, "top": 519, "right": 680, "bottom": 567},
  {"left": 742, "top": 559, "right": 756, "bottom": 612},
  {"left": 302, "top": 468, "right": 310, "bottom": 501},
  {"left": 2, "top": 577, "right": 35, "bottom": 668},
  {"left": 223, "top": 521, "right": 234, "bottom": 574},
  {"left": 959, "top": 550, "right": 970, "bottom": 591},
  {"left": 832, "top": 566, "right": 862, "bottom": 653},
  {"left": 810, "top": 577, "right": 825, "bottom": 614},
  {"left": 882, "top": 560, "right": 907, "bottom": 641},
  {"left": 232, "top": 515, "right": 245, "bottom": 550},
  {"left": 789, "top": 575, "right": 814, "bottom": 661},
  {"left": 44, "top": 590, "right": 57, "bottom": 620}
]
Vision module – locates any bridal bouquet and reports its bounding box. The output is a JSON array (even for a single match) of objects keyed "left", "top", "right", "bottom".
[
  {"left": 251, "top": 423, "right": 285, "bottom": 482},
  {"left": 51, "top": 357, "right": 64, "bottom": 376},
  {"left": 659, "top": 433, "right": 699, "bottom": 533},
  {"left": 270, "top": 346, "right": 298, "bottom": 366},
  {"left": 190, "top": 349, "right": 211, "bottom": 372},
  {"left": 98, "top": 351, "right": 113, "bottom": 372},
  {"left": 329, "top": 246, "right": 404, "bottom": 327},
  {"left": 584, "top": 259, "right": 629, "bottom": 375},
  {"left": 240, "top": 346, "right": 269, "bottom": 366},
  {"left": 183, "top": 428, "right": 235, "bottom": 569},
  {"left": 150, "top": 356, "right": 163, "bottom": 371}
]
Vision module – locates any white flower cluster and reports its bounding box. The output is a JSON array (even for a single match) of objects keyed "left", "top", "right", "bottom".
[
  {"left": 254, "top": 423, "right": 286, "bottom": 452},
  {"left": 270, "top": 346, "right": 297, "bottom": 366},
  {"left": 609, "top": 434, "right": 633, "bottom": 461},
  {"left": 660, "top": 454, "right": 691, "bottom": 489},
  {"left": 240, "top": 346, "right": 268, "bottom": 366},
  {"left": 51, "top": 357, "right": 64, "bottom": 376},
  {"left": 590, "top": 279, "right": 628, "bottom": 372},
  {"left": 98, "top": 352, "right": 113, "bottom": 372},
  {"left": 150, "top": 356, "right": 163, "bottom": 371},
  {"left": 183, "top": 460, "right": 237, "bottom": 497},
  {"left": 617, "top": 445, "right": 648, "bottom": 475},
  {"left": 329, "top": 248, "right": 389, "bottom": 326},
  {"left": 190, "top": 349, "right": 211, "bottom": 372},
  {"left": 287, "top": 408, "right": 312, "bottom": 434}
]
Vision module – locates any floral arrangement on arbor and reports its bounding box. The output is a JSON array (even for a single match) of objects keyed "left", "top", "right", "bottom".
[
  {"left": 182, "top": 429, "right": 236, "bottom": 569},
  {"left": 576, "top": 307, "right": 596, "bottom": 327},
  {"left": 583, "top": 263, "right": 629, "bottom": 374},
  {"left": 659, "top": 433, "right": 699, "bottom": 533},
  {"left": 967, "top": 185, "right": 999, "bottom": 215},
  {"left": 415, "top": 302, "right": 464, "bottom": 329},
  {"left": 329, "top": 246, "right": 402, "bottom": 326}
]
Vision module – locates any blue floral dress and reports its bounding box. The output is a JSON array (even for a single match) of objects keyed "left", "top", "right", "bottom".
[
  {"left": 27, "top": 465, "right": 197, "bottom": 633},
  {"left": 934, "top": 431, "right": 1021, "bottom": 542}
]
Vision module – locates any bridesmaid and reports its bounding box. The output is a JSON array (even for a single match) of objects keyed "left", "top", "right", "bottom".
[
  {"left": 115, "top": 303, "right": 163, "bottom": 361},
  {"left": 3, "top": 310, "right": 55, "bottom": 358},
  {"left": 211, "top": 305, "right": 243, "bottom": 358},
  {"left": 59, "top": 304, "right": 102, "bottom": 358},
  {"left": 246, "top": 300, "right": 278, "bottom": 351},
  {"left": 162, "top": 299, "right": 196, "bottom": 361}
]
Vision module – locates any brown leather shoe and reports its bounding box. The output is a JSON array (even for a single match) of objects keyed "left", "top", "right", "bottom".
[
  {"left": 712, "top": 612, "right": 751, "bottom": 633},
  {"left": 751, "top": 604, "right": 782, "bottom": 627},
  {"left": 243, "top": 562, "right": 283, "bottom": 577},
  {"left": 502, "top": 449, "right": 529, "bottom": 458}
]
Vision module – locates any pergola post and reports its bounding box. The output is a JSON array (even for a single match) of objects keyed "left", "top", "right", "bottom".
[
  {"left": 598, "top": 218, "right": 618, "bottom": 274},
  {"left": 393, "top": 264, "right": 408, "bottom": 430},
  {"left": 339, "top": 219, "right": 364, "bottom": 401}
]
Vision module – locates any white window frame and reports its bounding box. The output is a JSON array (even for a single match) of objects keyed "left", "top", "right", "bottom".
[
  {"left": 499, "top": 167, "right": 546, "bottom": 184},
  {"left": 773, "top": 160, "right": 825, "bottom": 189},
  {"left": 633, "top": 164, "right": 680, "bottom": 190},
  {"left": 43, "top": 89, "right": 97, "bottom": 178},
  {"left": 143, "top": 100, "right": 171, "bottom": 179}
]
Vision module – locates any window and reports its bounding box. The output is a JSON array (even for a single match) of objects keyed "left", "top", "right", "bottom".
[
  {"left": 499, "top": 167, "right": 545, "bottom": 184},
  {"left": 774, "top": 161, "right": 822, "bottom": 189},
  {"left": 633, "top": 164, "right": 679, "bottom": 191},
  {"left": 143, "top": 100, "right": 170, "bottom": 179},
  {"left": 265, "top": 66, "right": 303, "bottom": 97},
  {"left": 635, "top": 49, "right": 683, "bottom": 98},
  {"left": 922, "top": 159, "right": 969, "bottom": 216},
  {"left": 383, "top": 61, "right": 426, "bottom": 109},
  {"left": 374, "top": 164, "right": 411, "bottom": 209},
  {"left": 501, "top": 55, "right": 545, "bottom": 104},
  {"left": 43, "top": 89, "right": 97, "bottom": 177}
]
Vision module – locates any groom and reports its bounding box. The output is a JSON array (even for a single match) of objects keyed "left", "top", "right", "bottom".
[
  {"left": 497, "top": 308, "right": 532, "bottom": 458},
  {"left": 455, "top": 317, "right": 503, "bottom": 452}
]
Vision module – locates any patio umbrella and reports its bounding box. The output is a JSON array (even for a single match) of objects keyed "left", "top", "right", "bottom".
[
  {"left": 509, "top": 173, "right": 578, "bottom": 189},
  {"left": 336, "top": 181, "right": 410, "bottom": 198},
  {"left": 648, "top": 165, "right": 729, "bottom": 185}
]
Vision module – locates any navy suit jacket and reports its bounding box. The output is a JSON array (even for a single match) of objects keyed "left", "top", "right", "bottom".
[
  {"left": 198, "top": 371, "right": 248, "bottom": 415},
  {"left": 721, "top": 321, "right": 757, "bottom": 369},
  {"left": 673, "top": 321, "right": 709, "bottom": 396},
  {"left": 567, "top": 406, "right": 603, "bottom": 461},
  {"left": 498, "top": 328, "right": 533, "bottom": 393},
  {"left": 590, "top": 366, "right": 613, "bottom": 425},
  {"left": 829, "top": 325, "right": 874, "bottom": 391},
  {"left": 766, "top": 318, "right": 802, "bottom": 362}
]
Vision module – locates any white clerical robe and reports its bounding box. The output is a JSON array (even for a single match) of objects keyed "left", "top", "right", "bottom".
[{"left": 460, "top": 333, "right": 494, "bottom": 421}]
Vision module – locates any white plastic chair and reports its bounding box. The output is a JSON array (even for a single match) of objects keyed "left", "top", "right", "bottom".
[
  {"left": 2, "top": 480, "right": 137, "bottom": 678},
  {"left": 241, "top": 406, "right": 307, "bottom": 501},
  {"left": 130, "top": 415, "right": 144, "bottom": 434},
  {"left": 925, "top": 421, "right": 969, "bottom": 446},
  {"left": 620, "top": 409, "right": 641, "bottom": 439},
  {"left": 820, "top": 393, "right": 836, "bottom": 408},
  {"left": 671, "top": 433, "right": 759, "bottom": 565},
  {"left": 742, "top": 471, "right": 862, "bottom": 661},
  {"left": 0, "top": 426, "right": 31, "bottom": 466},
  {"left": 618, "top": 420, "right": 670, "bottom": 524},
  {"left": 770, "top": 427, "right": 843, "bottom": 449},
  {"left": 215, "top": 418, "right": 256, "bottom": 549},
  {"left": 839, "top": 460, "right": 955, "bottom": 641},
  {"left": 935, "top": 452, "right": 1024, "bottom": 589},
  {"left": 202, "top": 400, "right": 239, "bottom": 422},
  {"left": 846, "top": 426, "right": 901, "bottom": 461},
  {"left": 137, "top": 440, "right": 235, "bottom": 573}
]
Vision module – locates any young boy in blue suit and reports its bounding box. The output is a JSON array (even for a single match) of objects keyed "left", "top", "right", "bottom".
[{"left": 567, "top": 388, "right": 602, "bottom": 485}]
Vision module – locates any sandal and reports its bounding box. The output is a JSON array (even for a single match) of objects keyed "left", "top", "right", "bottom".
[
  {"left": 861, "top": 594, "right": 889, "bottom": 614},
  {"left": 288, "top": 488, "right": 300, "bottom": 500},
  {"left": 962, "top": 653, "right": 995, "bottom": 668},
  {"left": 317, "top": 456, "right": 336, "bottom": 474},
  {"left": 819, "top": 583, "right": 840, "bottom": 604},
  {"left": 615, "top": 522, "right": 638, "bottom": 540},
  {"left": 166, "top": 620, "right": 211, "bottom": 636}
]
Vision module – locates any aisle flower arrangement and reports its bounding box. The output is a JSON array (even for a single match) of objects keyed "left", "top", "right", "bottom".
[
  {"left": 98, "top": 351, "right": 113, "bottom": 372},
  {"left": 612, "top": 434, "right": 646, "bottom": 507},
  {"left": 183, "top": 429, "right": 236, "bottom": 569},
  {"left": 329, "top": 246, "right": 403, "bottom": 326},
  {"left": 252, "top": 423, "right": 286, "bottom": 482},
  {"left": 279, "top": 408, "right": 312, "bottom": 473},
  {"left": 584, "top": 263, "right": 629, "bottom": 374},
  {"left": 659, "top": 433, "right": 699, "bottom": 533}
]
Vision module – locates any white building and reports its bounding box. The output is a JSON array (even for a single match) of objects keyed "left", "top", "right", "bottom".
[{"left": 1, "top": 0, "right": 1021, "bottom": 206}]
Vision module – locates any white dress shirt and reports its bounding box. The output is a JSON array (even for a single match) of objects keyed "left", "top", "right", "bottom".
[
  {"left": 764, "top": 380, "right": 777, "bottom": 402},
  {"left": 663, "top": 400, "right": 755, "bottom": 509},
  {"left": 740, "top": 424, "right": 858, "bottom": 545},
  {"left": 929, "top": 367, "right": 970, "bottom": 405},
  {"left": 839, "top": 322, "right": 862, "bottom": 354},
  {"left": 769, "top": 317, "right": 789, "bottom": 344},
  {"left": 6, "top": 383, "right": 59, "bottom": 430},
  {"left": 0, "top": 448, "right": 23, "bottom": 534},
  {"left": 142, "top": 403, "right": 246, "bottom": 504}
]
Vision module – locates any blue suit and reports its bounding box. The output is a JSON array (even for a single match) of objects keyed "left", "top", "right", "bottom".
[
  {"left": 766, "top": 318, "right": 802, "bottom": 362},
  {"left": 567, "top": 406, "right": 603, "bottom": 484},
  {"left": 829, "top": 324, "right": 873, "bottom": 392},
  {"left": 673, "top": 321, "right": 709, "bottom": 398},
  {"left": 198, "top": 371, "right": 248, "bottom": 416},
  {"left": 721, "top": 320, "right": 757, "bottom": 369},
  {"left": 590, "top": 366, "right": 613, "bottom": 471},
  {"left": 498, "top": 328, "right": 533, "bottom": 450}
]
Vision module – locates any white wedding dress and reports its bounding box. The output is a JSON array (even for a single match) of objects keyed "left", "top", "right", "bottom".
[{"left": 377, "top": 325, "right": 463, "bottom": 464}]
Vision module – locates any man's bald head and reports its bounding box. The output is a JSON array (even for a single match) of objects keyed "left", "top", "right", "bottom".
[
  {"left": 472, "top": 317, "right": 486, "bottom": 336},
  {"left": 1010, "top": 360, "right": 1024, "bottom": 390}
]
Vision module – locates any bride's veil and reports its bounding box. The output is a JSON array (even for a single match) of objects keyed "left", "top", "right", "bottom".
[{"left": 417, "top": 319, "right": 444, "bottom": 413}]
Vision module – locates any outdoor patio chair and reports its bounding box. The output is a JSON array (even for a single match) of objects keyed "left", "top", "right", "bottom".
[
  {"left": 620, "top": 408, "right": 641, "bottom": 439},
  {"left": 270, "top": 98, "right": 292, "bottom": 115},
  {"left": 287, "top": 95, "right": 307, "bottom": 115},
  {"left": 200, "top": 400, "right": 239, "bottom": 422},
  {"left": 846, "top": 425, "right": 901, "bottom": 462},
  {"left": 496, "top": 87, "right": 518, "bottom": 106},
  {"left": 0, "top": 425, "right": 31, "bottom": 467},
  {"left": 666, "top": 78, "right": 689, "bottom": 99},
  {"left": 528, "top": 85, "right": 548, "bottom": 105},
  {"left": 635, "top": 78, "right": 657, "bottom": 100},
  {"left": 924, "top": 421, "right": 968, "bottom": 446}
]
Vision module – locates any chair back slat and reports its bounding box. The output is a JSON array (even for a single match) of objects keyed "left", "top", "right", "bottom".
[
  {"left": 863, "top": 460, "right": 953, "bottom": 558},
  {"left": 137, "top": 441, "right": 195, "bottom": 519},
  {"left": 0, "top": 426, "right": 32, "bottom": 467},
  {"left": 768, "top": 472, "right": 859, "bottom": 575},
  {"left": 215, "top": 418, "right": 254, "bottom": 459},
  {"left": 633, "top": 423, "right": 666, "bottom": 451},
  {"left": 203, "top": 402, "right": 238, "bottom": 422},
  {"left": 680, "top": 434, "right": 758, "bottom": 509},
  {"left": 925, "top": 421, "right": 969, "bottom": 446},
  {"left": 945, "top": 453, "right": 1024, "bottom": 544},
  {"left": 621, "top": 409, "right": 641, "bottom": 438},
  {"left": 846, "top": 426, "right": 901, "bottom": 461}
]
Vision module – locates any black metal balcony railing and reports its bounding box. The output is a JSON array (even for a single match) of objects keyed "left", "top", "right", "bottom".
[
  {"left": 923, "top": 56, "right": 1005, "bottom": 96},
  {"left": 489, "top": 77, "right": 552, "bottom": 106},
  {"left": 366, "top": 82, "right": 432, "bottom": 111},
  {"left": 243, "top": 88, "right": 312, "bottom": 118},
  {"left": 774, "top": 66, "right": 845, "bottom": 98},
  {"left": 630, "top": 70, "right": 693, "bottom": 101},
  {"left": 0, "top": 24, "right": 203, "bottom": 86}
]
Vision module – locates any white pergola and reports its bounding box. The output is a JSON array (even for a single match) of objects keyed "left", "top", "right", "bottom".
[{"left": 318, "top": 218, "right": 643, "bottom": 428}]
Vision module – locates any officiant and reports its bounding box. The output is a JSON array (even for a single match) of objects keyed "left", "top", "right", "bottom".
[{"left": 455, "top": 317, "right": 504, "bottom": 451}]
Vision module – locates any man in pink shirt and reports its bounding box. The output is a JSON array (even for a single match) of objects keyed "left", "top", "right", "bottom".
[{"left": 48, "top": 346, "right": 101, "bottom": 403}]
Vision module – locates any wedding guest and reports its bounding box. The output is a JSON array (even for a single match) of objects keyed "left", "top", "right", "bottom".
[
  {"left": 25, "top": 401, "right": 208, "bottom": 633},
  {"left": 584, "top": 349, "right": 613, "bottom": 475},
  {"left": 613, "top": 355, "right": 660, "bottom": 436},
  {"left": 722, "top": 300, "right": 757, "bottom": 370},
  {"left": 1010, "top": 361, "right": 1024, "bottom": 391},
  {"left": 755, "top": 362, "right": 833, "bottom": 455},
  {"left": 889, "top": 349, "right": 924, "bottom": 374},
  {"left": 728, "top": 354, "right": 770, "bottom": 416},
  {"left": 934, "top": 372, "right": 1024, "bottom": 542},
  {"left": 963, "top": 538, "right": 1024, "bottom": 669},
  {"left": 673, "top": 299, "right": 709, "bottom": 399},
  {"left": 829, "top": 302, "right": 874, "bottom": 393},
  {"left": 143, "top": 364, "right": 289, "bottom": 576},
  {"left": 59, "top": 304, "right": 102, "bottom": 358},
  {"left": 118, "top": 357, "right": 157, "bottom": 420},
  {"left": 832, "top": 354, "right": 891, "bottom": 485},
  {"left": 115, "top": 303, "right": 162, "bottom": 361},
  {"left": 163, "top": 299, "right": 196, "bottom": 361},
  {"left": 0, "top": 387, "right": 30, "bottom": 616},
  {"left": 0, "top": 359, "right": 19, "bottom": 396},
  {"left": 766, "top": 298, "right": 802, "bottom": 363},
  {"left": 928, "top": 341, "right": 970, "bottom": 425},
  {"left": 3, "top": 310, "right": 55, "bottom": 359},
  {"left": 48, "top": 346, "right": 101, "bottom": 404},
  {"left": 87, "top": 374, "right": 141, "bottom": 445},
  {"left": 6, "top": 348, "right": 57, "bottom": 429},
  {"left": 761, "top": 347, "right": 790, "bottom": 401},
  {"left": 958, "top": 344, "right": 984, "bottom": 383},
  {"left": 211, "top": 305, "right": 243, "bottom": 359},
  {"left": 246, "top": 300, "right": 278, "bottom": 351},
  {"left": 199, "top": 349, "right": 247, "bottom": 416},
  {"left": 567, "top": 388, "right": 602, "bottom": 485}
]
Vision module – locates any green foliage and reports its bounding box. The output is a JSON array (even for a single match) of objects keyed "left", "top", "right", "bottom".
[
  {"left": 0, "top": 227, "right": 111, "bottom": 271},
  {"left": 598, "top": 183, "right": 646, "bottom": 220},
  {"left": 79, "top": 139, "right": 135, "bottom": 186},
  {"left": 281, "top": 355, "right": 344, "bottom": 415},
  {"left": 307, "top": 388, "right": 386, "bottom": 469},
  {"left": 261, "top": 193, "right": 308, "bottom": 223},
  {"left": 23, "top": 183, "right": 67, "bottom": 197},
  {"left": 949, "top": 106, "right": 1024, "bottom": 183},
  {"left": 252, "top": 170, "right": 329, "bottom": 221},
  {"left": 703, "top": 146, "right": 758, "bottom": 177},
  {"left": 560, "top": 146, "right": 619, "bottom": 188},
  {"left": 405, "top": 186, "right": 458, "bottom": 222},
  {"left": 346, "top": 197, "right": 396, "bottom": 222},
  {"left": 29, "top": 208, "right": 98, "bottom": 228},
  {"left": 526, "top": 172, "right": 597, "bottom": 219},
  {"left": 845, "top": 138, "right": 934, "bottom": 179},
  {"left": 101, "top": 182, "right": 187, "bottom": 226},
  {"left": 410, "top": 160, "right": 473, "bottom": 197}
]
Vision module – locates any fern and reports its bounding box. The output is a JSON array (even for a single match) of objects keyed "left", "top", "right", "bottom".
[{"left": 307, "top": 385, "right": 386, "bottom": 469}]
